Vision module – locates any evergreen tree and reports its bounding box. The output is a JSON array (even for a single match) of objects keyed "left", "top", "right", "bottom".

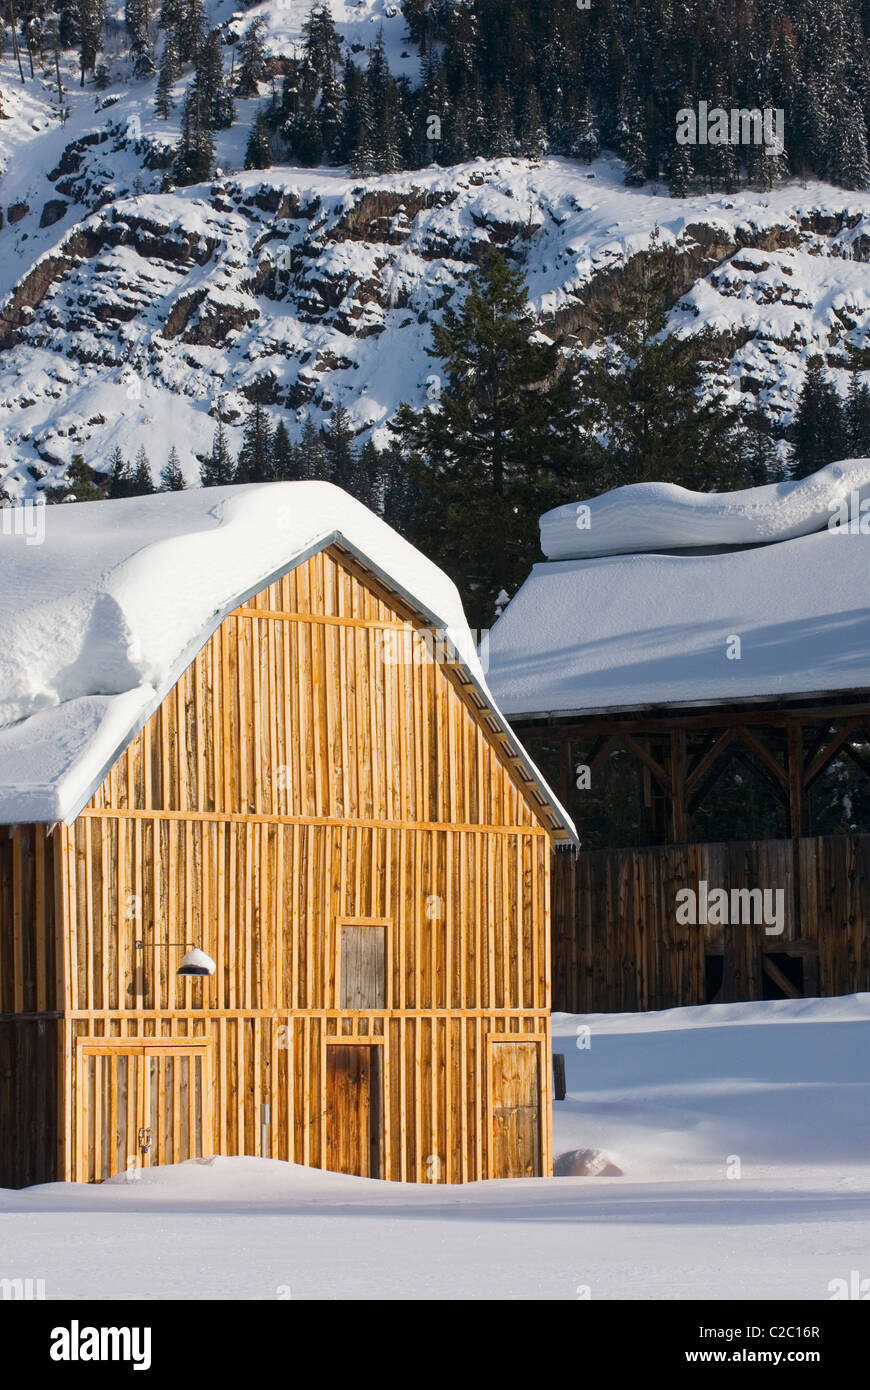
[
  {"left": 234, "top": 17, "right": 267, "bottom": 98},
  {"left": 367, "top": 31, "right": 404, "bottom": 172},
  {"left": 343, "top": 60, "right": 376, "bottom": 173},
  {"left": 236, "top": 401, "right": 273, "bottom": 482},
  {"left": 324, "top": 404, "right": 357, "bottom": 490},
  {"left": 77, "top": 0, "right": 105, "bottom": 84},
  {"left": 390, "top": 248, "right": 574, "bottom": 623},
  {"left": 244, "top": 110, "right": 272, "bottom": 169},
  {"left": 826, "top": 96, "right": 870, "bottom": 189},
  {"left": 570, "top": 237, "right": 756, "bottom": 493},
  {"left": 791, "top": 358, "right": 848, "bottom": 478},
  {"left": 298, "top": 416, "right": 326, "bottom": 479},
  {"left": 172, "top": 80, "right": 214, "bottom": 184},
  {"left": 270, "top": 420, "right": 300, "bottom": 480},
  {"left": 200, "top": 418, "right": 236, "bottom": 486},
  {"left": 177, "top": 0, "right": 206, "bottom": 66},
  {"left": 517, "top": 84, "right": 548, "bottom": 159},
  {"left": 154, "top": 33, "right": 179, "bottom": 117},
  {"left": 572, "top": 95, "right": 600, "bottom": 164},
  {"left": 132, "top": 445, "right": 154, "bottom": 494},
  {"left": 126, "top": 0, "right": 155, "bottom": 80},
  {"left": 46, "top": 453, "right": 108, "bottom": 503},
  {"left": 196, "top": 28, "right": 234, "bottom": 129},
  {"left": 156, "top": 0, "right": 182, "bottom": 32},
  {"left": 93, "top": 60, "right": 110, "bottom": 89},
  {"left": 160, "top": 444, "right": 185, "bottom": 490},
  {"left": 846, "top": 374, "right": 870, "bottom": 456},
  {"left": 107, "top": 445, "right": 134, "bottom": 498}
]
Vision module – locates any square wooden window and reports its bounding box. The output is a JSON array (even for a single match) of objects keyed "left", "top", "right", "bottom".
[{"left": 336, "top": 920, "right": 391, "bottom": 1009}]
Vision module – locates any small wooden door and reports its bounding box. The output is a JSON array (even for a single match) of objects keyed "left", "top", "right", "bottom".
[
  {"left": 325, "top": 1044, "right": 382, "bottom": 1178},
  {"left": 489, "top": 1040, "right": 542, "bottom": 1178},
  {"left": 77, "top": 1041, "right": 212, "bottom": 1182}
]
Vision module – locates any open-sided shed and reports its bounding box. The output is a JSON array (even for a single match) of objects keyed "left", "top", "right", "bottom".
[{"left": 487, "top": 462, "right": 870, "bottom": 1012}]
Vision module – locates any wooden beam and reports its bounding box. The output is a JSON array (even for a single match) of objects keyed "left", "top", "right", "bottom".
[
  {"left": 802, "top": 718, "right": 864, "bottom": 790},
  {"left": 761, "top": 954, "right": 801, "bottom": 999},
  {"left": 736, "top": 725, "right": 788, "bottom": 789},
  {"left": 685, "top": 728, "right": 737, "bottom": 797}
]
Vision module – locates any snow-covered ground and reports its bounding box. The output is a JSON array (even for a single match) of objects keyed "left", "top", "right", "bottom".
[{"left": 2, "top": 995, "right": 867, "bottom": 1300}]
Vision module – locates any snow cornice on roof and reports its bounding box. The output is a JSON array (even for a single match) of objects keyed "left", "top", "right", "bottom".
[
  {"left": 487, "top": 459, "right": 870, "bottom": 721},
  {"left": 0, "top": 483, "right": 576, "bottom": 842},
  {"left": 540, "top": 458, "right": 870, "bottom": 560}
]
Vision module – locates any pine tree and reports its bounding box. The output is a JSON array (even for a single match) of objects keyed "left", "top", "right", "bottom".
[
  {"left": 154, "top": 33, "right": 178, "bottom": 117},
  {"left": 846, "top": 374, "right": 870, "bottom": 456},
  {"left": 298, "top": 416, "right": 326, "bottom": 479},
  {"left": 666, "top": 140, "right": 694, "bottom": 198},
  {"left": 324, "top": 404, "right": 356, "bottom": 490},
  {"left": 620, "top": 95, "right": 648, "bottom": 186},
  {"left": 193, "top": 28, "right": 234, "bottom": 129},
  {"left": 234, "top": 17, "right": 266, "bottom": 98},
  {"left": 791, "top": 358, "right": 848, "bottom": 478},
  {"left": 826, "top": 96, "right": 870, "bottom": 190},
  {"left": 390, "top": 248, "right": 574, "bottom": 623},
  {"left": 77, "top": 0, "right": 105, "bottom": 84},
  {"left": 569, "top": 236, "right": 756, "bottom": 494},
  {"left": 236, "top": 401, "right": 273, "bottom": 482},
  {"left": 270, "top": 420, "right": 300, "bottom": 480},
  {"left": 517, "top": 84, "right": 548, "bottom": 160},
  {"left": 172, "top": 81, "right": 214, "bottom": 184},
  {"left": 160, "top": 444, "right": 185, "bottom": 490},
  {"left": 107, "top": 445, "right": 134, "bottom": 498},
  {"left": 176, "top": 0, "right": 206, "bottom": 66},
  {"left": 93, "top": 60, "right": 110, "bottom": 89},
  {"left": 200, "top": 418, "right": 235, "bottom": 486},
  {"left": 367, "top": 31, "right": 404, "bottom": 172},
  {"left": 343, "top": 60, "right": 376, "bottom": 174},
  {"left": 244, "top": 110, "right": 272, "bottom": 169},
  {"left": 46, "top": 453, "right": 109, "bottom": 503},
  {"left": 126, "top": 0, "right": 155, "bottom": 79},
  {"left": 132, "top": 445, "right": 154, "bottom": 494},
  {"left": 572, "top": 95, "right": 600, "bottom": 164}
]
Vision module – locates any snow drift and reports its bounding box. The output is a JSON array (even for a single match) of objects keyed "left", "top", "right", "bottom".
[{"left": 540, "top": 457, "right": 870, "bottom": 559}]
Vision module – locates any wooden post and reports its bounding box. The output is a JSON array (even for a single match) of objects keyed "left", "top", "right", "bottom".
[
  {"left": 670, "top": 726, "right": 687, "bottom": 845},
  {"left": 787, "top": 722, "right": 805, "bottom": 937}
]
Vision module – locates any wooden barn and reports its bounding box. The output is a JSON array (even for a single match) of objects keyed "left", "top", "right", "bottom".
[
  {"left": 0, "top": 482, "right": 575, "bottom": 1189},
  {"left": 486, "top": 466, "right": 870, "bottom": 1013}
]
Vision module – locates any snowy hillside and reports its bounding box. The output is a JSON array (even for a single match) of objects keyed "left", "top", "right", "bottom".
[
  {"left": 1, "top": 5, "right": 870, "bottom": 497},
  {"left": 2, "top": 995, "right": 867, "bottom": 1299}
]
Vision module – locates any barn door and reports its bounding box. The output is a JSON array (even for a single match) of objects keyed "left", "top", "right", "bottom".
[
  {"left": 325, "top": 1044, "right": 382, "bottom": 1178},
  {"left": 78, "top": 1049, "right": 141, "bottom": 1184},
  {"left": 141, "top": 1045, "right": 211, "bottom": 1169},
  {"left": 488, "top": 1039, "right": 542, "bottom": 1178},
  {"left": 76, "top": 1042, "right": 212, "bottom": 1182}
]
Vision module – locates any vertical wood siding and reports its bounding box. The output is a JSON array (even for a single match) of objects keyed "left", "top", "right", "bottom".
[
  {"left": 51, "top": 547, "right": 552, "bottom": 1182},
  {"left": 552, "top": 836, "right": 870, "bottom": 1012}
]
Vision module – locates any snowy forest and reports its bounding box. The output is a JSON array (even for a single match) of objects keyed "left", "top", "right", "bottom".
[{"left": 12, "top": 0, "right": 870, "bottom": 189}]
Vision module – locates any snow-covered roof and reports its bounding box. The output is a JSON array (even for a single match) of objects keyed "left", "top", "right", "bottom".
[
  {"left": 487, "top": 460, "right": 870, "bottom": 719},
  {"left": 0, "top": 482, "right": 575, "bottom": 838}
]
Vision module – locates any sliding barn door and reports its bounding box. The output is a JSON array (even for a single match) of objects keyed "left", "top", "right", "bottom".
[
  {"left": 76, "top": 1041, "right": 212, "bottom": 1182},
  {"left": 488, "top": 1039, "right": 542, "bottom": 1178},
  {"left": 324, "top": 1044, "right": 382, "bottom": 1178}
]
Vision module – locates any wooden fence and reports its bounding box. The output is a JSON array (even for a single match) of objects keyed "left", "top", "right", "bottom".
[{"left": 552, "top": 834, "right": 870, "bottom": 1013}]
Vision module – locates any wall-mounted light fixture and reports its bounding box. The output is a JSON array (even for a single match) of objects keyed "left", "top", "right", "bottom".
[{"left": 134, "top": 941, "right": 217, "bottom": 977}]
